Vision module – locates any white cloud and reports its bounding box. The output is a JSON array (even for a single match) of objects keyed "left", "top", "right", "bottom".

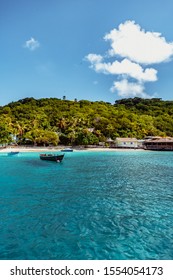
[
  {"left": 24, "top": 37, "right": 40, "bottom": 51},
  {"left": 85, "top": 53, "right": 103, "bottom": 64},
  {"left": 86, "top": 57, "right": 157, "bottom": 82},
  {"left": 111, "top": 79, "right": 152, "bottom": 98},
  {"left": 86, "top": 20, "right": 173, "bottom": 99},
  {"left": 104, "top": 20, "right": 173, "bottom": 64}
]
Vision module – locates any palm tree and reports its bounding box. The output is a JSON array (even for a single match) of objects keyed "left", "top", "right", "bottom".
[{"left": 58, "top": 118, "right": 67, "bottom": 133}]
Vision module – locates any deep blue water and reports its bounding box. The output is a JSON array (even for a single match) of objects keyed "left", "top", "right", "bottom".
[{"left": 0, "top": 150, "right": 173, "bottom": 260}]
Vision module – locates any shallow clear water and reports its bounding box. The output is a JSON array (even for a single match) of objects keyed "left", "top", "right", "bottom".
[{"left": 0, "top": 150, "right": 173, "bottom": 259}]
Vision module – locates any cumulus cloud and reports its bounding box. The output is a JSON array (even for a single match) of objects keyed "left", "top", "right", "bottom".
[
  {"left": 24, "top": 37, "right": 40, "bottom": 51},
  {"left": 86, "top": 57, "right": 157, "bottom": 82},
  {"left": 86, "top": 53, "right": 103, "bottom": 64},
  {"left": 104, "top": 20, "right": 173, "bottom": 64},
  {"left": 86, "top": 20, "right": 173, "bottom": 98},
  {"left": 111, "top": 79, "right": 152, "bottom": 98}
]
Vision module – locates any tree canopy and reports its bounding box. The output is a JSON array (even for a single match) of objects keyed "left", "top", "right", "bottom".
[{"left": 0, "top": 97, "right": 173, "bottom": 145}]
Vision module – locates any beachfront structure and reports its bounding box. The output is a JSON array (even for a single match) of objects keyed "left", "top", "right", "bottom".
[
  {"left": 144, "top": 137, "right": 173, "bottom": 150},
  {"left": 115, "top": 138, "right": 139, "bottom": 149}
]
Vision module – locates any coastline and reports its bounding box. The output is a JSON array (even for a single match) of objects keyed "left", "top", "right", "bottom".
[{"left": 0, "top": 146, "right": 145, "bottom": 153}]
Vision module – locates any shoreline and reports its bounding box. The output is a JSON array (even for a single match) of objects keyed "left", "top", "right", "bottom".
[{"left": 0, "top": 146, "right": 146, "bottom": 153}]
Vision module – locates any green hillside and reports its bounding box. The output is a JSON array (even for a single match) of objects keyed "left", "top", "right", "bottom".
[{"left": 0, "top": 97, "right": 173, "bottom": 146}]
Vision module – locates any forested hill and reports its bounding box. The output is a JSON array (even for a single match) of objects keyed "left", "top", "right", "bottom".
[{"left": 0, "top": 97, "right": 173, "bottom": 146}]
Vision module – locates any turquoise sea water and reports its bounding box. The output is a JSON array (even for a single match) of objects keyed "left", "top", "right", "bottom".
[{"left": 0, "top": 150, "right": 173, "bottom": 260}]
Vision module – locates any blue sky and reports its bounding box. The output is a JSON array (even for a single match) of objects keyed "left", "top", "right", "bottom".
[{"left": 1, "top": 0, "right": 173, "bottom": 105}]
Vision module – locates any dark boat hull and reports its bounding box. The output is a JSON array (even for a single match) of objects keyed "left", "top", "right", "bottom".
[
  {"left": 8, "top": 151, "right": 19, "bottom": 156},
  {"left": 61, "top": 149, "right": 73, "bottom": 152},
  {"left": 40, "top": 154, "right": 64, "bottom": 162}
]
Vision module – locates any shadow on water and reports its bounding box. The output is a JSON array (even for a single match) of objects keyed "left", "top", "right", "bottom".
[{"left": 22, "top": 158, "right": 64, "bottom": 167}]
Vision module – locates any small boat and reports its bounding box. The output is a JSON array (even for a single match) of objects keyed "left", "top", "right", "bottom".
[
  {"left": 61, "top": 148, "right": 73, "bottom": 152},
  {"left": 40, "top": 153, "right": 64, "bottom": 162},
  {"left": 8, "top": 151, "right": 19, "bottom": 156}
]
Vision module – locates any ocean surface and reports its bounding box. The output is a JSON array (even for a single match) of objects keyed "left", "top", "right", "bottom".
[{"left": 0, "top": 150, "right": 173, "bottom": 260}]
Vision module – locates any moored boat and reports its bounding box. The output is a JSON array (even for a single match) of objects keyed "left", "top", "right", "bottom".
[
  {"left": 61, "top": 148, "right": 73, "bottom": 152},
  {"left": 40, "top": 153, "right": 64, "bottom": 162},
  {"left": 8, "top": 151, "right": 19, "bottom": 156}
]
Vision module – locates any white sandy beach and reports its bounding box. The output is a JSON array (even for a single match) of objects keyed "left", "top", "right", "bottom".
[{"left": 0, "top": 146, "right": 145, "bottom": 153}]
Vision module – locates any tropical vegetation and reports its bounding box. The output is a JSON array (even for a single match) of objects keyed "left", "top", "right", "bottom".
[{"left": 0, "top": 97, "right": 173, "bottom": 146}]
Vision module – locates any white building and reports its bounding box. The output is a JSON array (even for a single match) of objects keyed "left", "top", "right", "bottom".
[{"left": 115, "top": 138, "right": 139, "bottom": 149}]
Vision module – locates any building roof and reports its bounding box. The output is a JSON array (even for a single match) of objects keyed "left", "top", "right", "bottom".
[
  {"left": 106, "top": 138, "right": 114, "bottom": 142},
  {"left": 145, "top": 138, "right": 173, "bottom": 143},
  {"left": 116, "top": 137, "right": 138, "bottom": 142},
  {"left": 144, "top": 136, "right": 162, "bottom": 140}
]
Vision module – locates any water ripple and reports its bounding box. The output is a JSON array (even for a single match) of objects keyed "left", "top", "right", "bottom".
[{"left": 0, "top": 151, "right": 173, "bottom": 259}]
